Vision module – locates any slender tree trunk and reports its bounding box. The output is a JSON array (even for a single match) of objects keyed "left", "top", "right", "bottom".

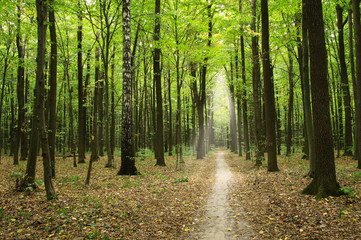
[
  {"left": 118, "top": 0, "right": 138, "bottom": 175},
  {"left": 154, "top": 0, "right": 165, "bottom": 166},
  {"left": 66, "top": 67, "right": 77, "bottom": 168},
  {"left": 85, "top": 48, "right": 100, "bottom": 185},
  {"left": 168, "top": 69, "right": 173, "bottom": 156},
  {"left": 0, "top": 42, "right": 11, "bottom": 164},
  {"left": 77, "top": 0, "right": 86, "bottom": 164},
  {"left": 15, "top": 2, "right": 25, "bottom": 165},
  {"left": 261, "top": 0, "right": 278, "bottom": 172},
  {"left": 48, "top": 0, "right": 57, "bottom": 177},
  {"left": 251, "top": 0, "right": 264, "bottom": 166},
  {"left": 110, "top": 48, "right": 116, "bottom": 166},
  {"left": 241, "top": 35, "right": 250, "bottom": 160},
  {"left": 353, "top": 0, "right": 361, "bottom": 168},
  {"left": 336, "top": 4, "right": 353, "bottom": 156},
  {"left": 348, "top": 7, "right": 358, "bottom": 159},
  {"left": 302, "top": 0, "right": 316, "bottom": 177},
  {"left": 98, "top": 71, "right": 104, "bottom": 157},
  {"left": 195, "top": 3, "right": 212, "bottom": 159},
  {"left": 286, "top": 50, "right": 294, "bottom": 156},
  {"left": 229, "top": 52, "right": 238, "bottom": 153},
  {"left": 302, "top": 0, "right": 341, "bottom": 197}
]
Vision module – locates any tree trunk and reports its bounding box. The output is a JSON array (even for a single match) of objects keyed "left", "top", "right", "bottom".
[
  {"left": 66, "top": 66, "right": 77, "bottom": 168},
  {"left": 353, "top": 0, "right": 361, "bottom": 168},
  {"left": 98, "top": 72, "right": 104, "bottom": 157},
  {"left": 154, "top": 0, "right": 165, "bottom": 166},
  {"left": 48, "top": 0, "right": 57, "bottom": 177},
  {"left": 251, "top": 0, "right": 264, "bottom": 166},
  {"left": 21, "top": 0, "right": 56, "bottom": 199},
  {"left": 14, "top": 2, "right": 25, "bottom": 165},
  {"left": 168, "top": 69, "right": 173, "bottom": 156},
  {"left": 77, "top": 0, "right": 86, "bottom": 164},
  {"left": 261, "top": 0, "right": 278, "bottom": 172},
  {"left": 118, "top": 0, "right": 138, "bottom": 175},
  {"left": 348, "top": 7, "right": 358, "bottom": 159},
  {"left": 85, "top": 48, "right": 100, "bottom": 185},
  {"left": 229, "top": 53, "right": 238, "bottom": 153},
  {"left": 302, "top": 0, "right": 341, "bottom": 197},
  {"left": 336, "top": 4, "right": 353, "bottom": 156},
  {"left": 286, "top": 50, "right": 293, "bottom": 156},
  {"left": 195, "top": 3, "right": 212, "bottom": 159},
  {"left": 302, "top": 0, "right": 316, "bottom": 177},
  {"left": 240, "top": 35, "right": 250, "bottom": 160},
  {"left": 110, "top": 47, "right": 116, "bottom": 166}
]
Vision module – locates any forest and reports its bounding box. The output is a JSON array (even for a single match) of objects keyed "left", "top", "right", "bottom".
[{"left": 0, "top": 0, "right": 361, "bottom": 239}]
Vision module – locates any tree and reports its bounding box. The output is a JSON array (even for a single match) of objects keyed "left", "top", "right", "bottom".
[
  {"left": 192, "top": 1, "right": 213, "bottom": 159},
  {"left": 77, "top": 0, "right": 86, "bottom": 164},
  {"left": 353, "top": 0, "right": 361, "bottom": 168},
  {"left": 261, "top": 0, "right": 278, "bottom": 172},
  {"left": 301, "top": 0, "right": 316, "bottom": 177},
  {"left": 240, "top": 0, "right": 250, "bottom": 160},
  {"left": 20, "top": 0, "right": 56, "bottom": 199},
  {"left": 14, "top": 1, "right": 26, "bottom": 165},
  {"left": 302, "top": 0, "right": 341, "bottom": 198},
  {"left": 228, "top": 51, "right": 237, "bottom": 153},
  {"left": 118, "top": 0, "right": 138, "bottom": 175},
  {"left": 154, "top": 0, "right": 165, "bottom": 166},
  {"left": 251, "top": 0, "right": 264, "bottom": 166},
  {"left": 86, "top": 46, "right": 100, "bottom": 185},
  {"left": 48, "top": 0, "right": 57, "bottom": 177},
  {"left": 336, "top": 3, "right": 353, "bottom": 156}
]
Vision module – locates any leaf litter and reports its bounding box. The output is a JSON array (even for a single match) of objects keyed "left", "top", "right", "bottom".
[
  {"left": 0, "top": 153, "right": 216, "bottom": 239},
  {"left": 227, "top": 152, "right": 361, "bottom": 240},
  {"left": 2, "top": 150, "right": 360, "bottom": 239}
]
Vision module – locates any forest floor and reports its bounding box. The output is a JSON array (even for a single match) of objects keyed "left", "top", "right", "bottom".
[{"left": 0, "top": 149, "right": 360, "bottom": 239}]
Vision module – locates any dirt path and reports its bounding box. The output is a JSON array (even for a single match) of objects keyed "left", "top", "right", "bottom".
[{"left": 191, "top": 150, "right": 252, "bottom": 240}]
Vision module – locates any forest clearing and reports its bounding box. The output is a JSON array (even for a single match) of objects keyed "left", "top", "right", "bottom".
[{"left": 0, "top": 150, "right": 360, "bottom": 239}]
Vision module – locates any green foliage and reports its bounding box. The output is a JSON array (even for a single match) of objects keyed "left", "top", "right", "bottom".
[
  {"left": 340, "top": 187, "right": 356, "bottom": 197},
  {"left": 136, "top": 148, "right": 154, "bottom": 161},
  {"left": 349, "top": 172, "right": 361, "bottom": 182},
  {"left": 174, "top": 177, "right": 188, "bottom": 183},
  {"left": 10, "top": 170, "right": 23, "bottom": 180}
]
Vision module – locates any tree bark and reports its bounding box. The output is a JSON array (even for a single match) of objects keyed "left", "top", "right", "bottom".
[
  {"left": 348, "top": 7, "right": 358, "bottom": 159},
  {"left": 286, "top": 50, "right": 293, "bottom": 156},
  {"left": 229, "top": 52, "right": 238, "bottom": 153},
  {"left": 353, "top": 0, "right": 361, "bottom": 168},
  {"left": 261, "top": 0, "right": 278, "bottom": 172},
  {"left": 336, "top": 4, "right": 353, "bottom": 156},
  {"left": 168, "top": 69, "right": 173, "bottom": 156},
  {"left": 48, "top": 0, "right": 57, "bottom": 177},
  {"left": 21, "top": 0, "right": 56, "bottom": 199},
  {"left": 301, "top": 0, "right": 316, "bottom": 177},
  {"left": 240, "top": 35, "right": 250, "bottom": 160},
  {"left": 154, "top": 0, "right": 165, "bottom": 166},
  {"left": 85, "top": 48, "right": 100, "bottom": 185},
  {"left": 251, "top": 0, "right": 264, "bottom": 166},
  {"left": 302, "top": 0, "right": 341, "bottom": 197},
  {"left": 118, "top": 0, "right": 138, "bottom": 175},
  {"left": 77, "top": 0, "right": 86, "bottom": 164},
  {"left": 14, "top": 2, "right": 25, "bottom": 165}
]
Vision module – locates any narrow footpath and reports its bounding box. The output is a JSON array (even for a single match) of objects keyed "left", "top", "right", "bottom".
[{"left": 191, "top": 150, "right": 251, "bottom": 240}]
